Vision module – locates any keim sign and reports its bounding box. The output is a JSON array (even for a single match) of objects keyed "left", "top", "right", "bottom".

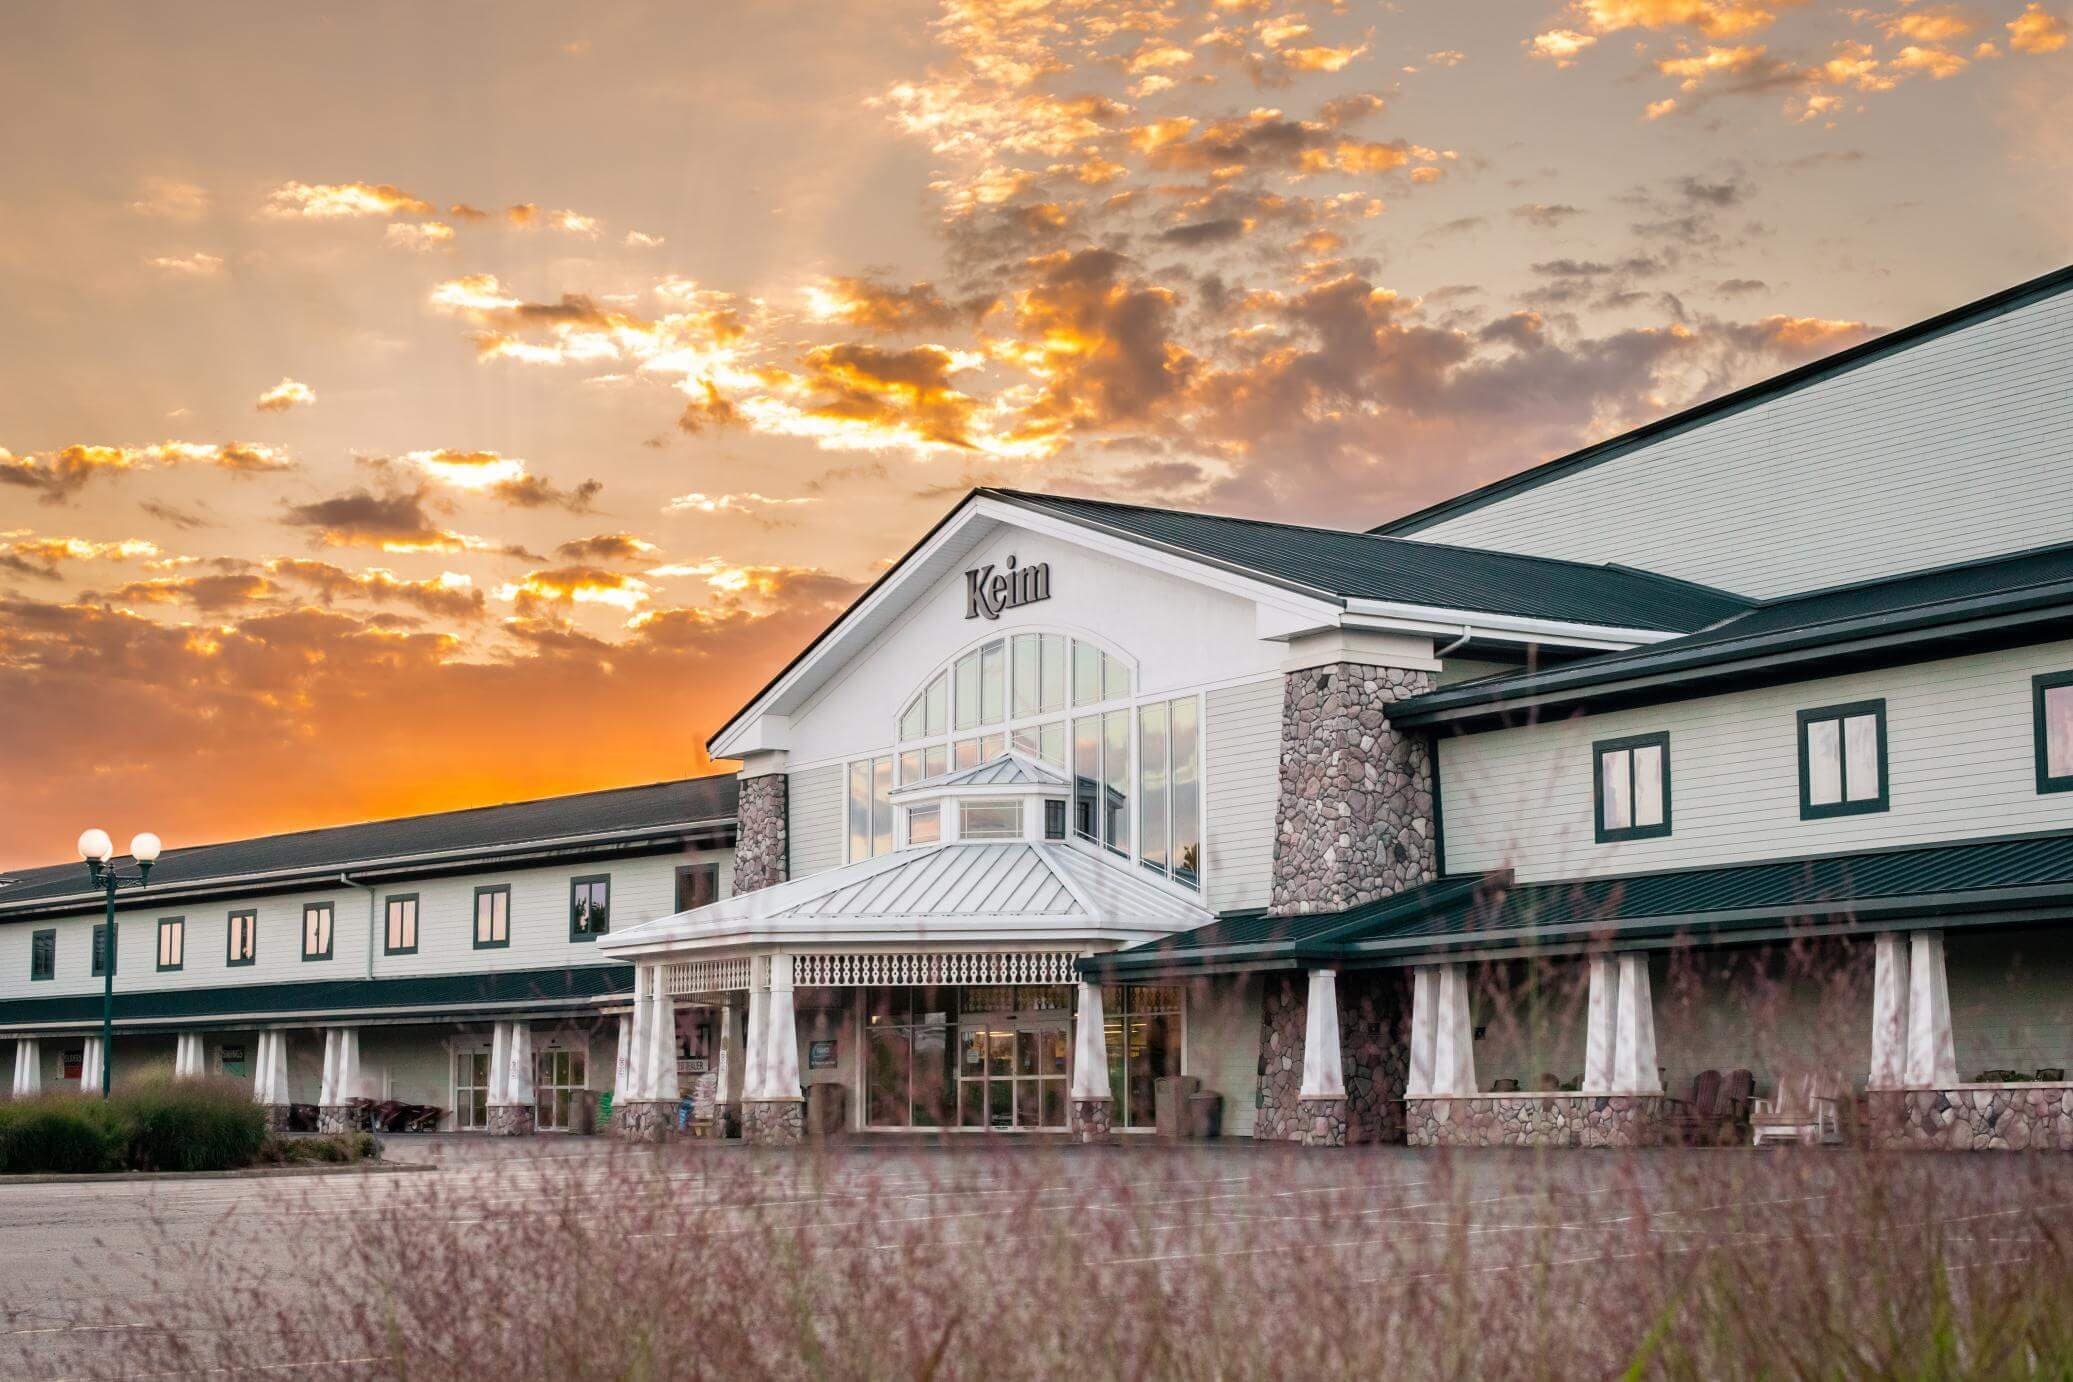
[{"left": 964, "top": 555, "right": 1051, "bottom": 620}]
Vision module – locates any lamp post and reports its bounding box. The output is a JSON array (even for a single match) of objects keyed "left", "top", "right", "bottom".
[{"left": 76, "top": 828, "right": 161, "bottom": 1099}]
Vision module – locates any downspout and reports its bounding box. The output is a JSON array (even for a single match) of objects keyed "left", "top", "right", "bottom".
[
  {"left": 341, "top": 872, "right": 376, "bottom": 979},
  {"left": 1434, "top": 623, "right": 1474, "bottom": 660}
]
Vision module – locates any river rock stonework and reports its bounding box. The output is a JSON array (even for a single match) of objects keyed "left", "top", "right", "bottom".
[
  {"left": 1869, "top": 1086, "right": 2073, "bottom": 1151},
  {"left": 1254, "top": 971, "right": 1410, "bottom": 1143},
  {"left": 614, "top": 1099, "right": 677, "bottom": 1141},
  {"left": 1405, "top": 1095, "right": 1669, "bottom": 1148},
  {"left": 1070, "top": 1097, "right": 1113, "bottom": 1143},
  {"left": 1298, "top": 1097, "right": 1347, "bottom": 1147},
  {"left": 317, "top": 1104, "right": 370, "bottom": 1135},
  {"left": 744, "top": 1099, "right": 805, "bottom": 1146},
  {"left": 733, "top": 773, "right": 789, "bottom": 894},
  {"left": 485, "top": 1104, "right": 535, "bottom": 1136},
  {"left": 1268, "top": 662, "right": 1437, "bottom": 917}
]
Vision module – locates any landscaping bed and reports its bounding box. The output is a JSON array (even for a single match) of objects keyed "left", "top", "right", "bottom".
[{"left": 0, "top": 1075, "right": 379, "bottom": 1174}]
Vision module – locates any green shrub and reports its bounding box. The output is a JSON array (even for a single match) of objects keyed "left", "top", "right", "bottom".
[
  {"left": 0, "top": 1095, "right": 125, "bottom": 1173},
  {"left": 112, "top": 1074, "right": 267, "bottom": 1172},
  {"left": 258, "top": 1130, "right": 379, "bottom": 1165}
]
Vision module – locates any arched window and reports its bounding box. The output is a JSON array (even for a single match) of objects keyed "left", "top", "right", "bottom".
[{"left": 848, "top": 632, "right": 1200, "bottom": 890}]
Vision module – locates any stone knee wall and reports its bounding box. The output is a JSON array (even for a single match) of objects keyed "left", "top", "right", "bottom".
[
  {"left": 1254, "top": 971, "right": 1409, "bottom": 1143},
  {"left": 733, "top": 773, "right": 789, "bottom": 894},
  {"left": 1870, "top": 1087, "right": 2073, "bottom": 1151},
  {"left": 1405, "top": 1095, "right": 1668, "bottom": 1149},
  {"left": 1268, "top": 662, "right": 1436, "bottom": 917}
]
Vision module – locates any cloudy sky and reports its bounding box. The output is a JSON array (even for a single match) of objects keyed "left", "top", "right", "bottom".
[{"left": 0, "top": 0, "right": 2066, "bottom": 865}]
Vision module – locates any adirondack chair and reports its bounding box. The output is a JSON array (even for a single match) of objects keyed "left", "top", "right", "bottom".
[
  {"left": 1668, "top": 1069, "right": 1724, "bottom": 1145},
  {"left": 1750, "top": 1070, "right": 1844, "bottom": 1146}
]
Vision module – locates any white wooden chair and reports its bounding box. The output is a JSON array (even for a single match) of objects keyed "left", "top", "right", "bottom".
[{"left": 1750, "top": 1070, "right": 1844, "bottom": 1146}]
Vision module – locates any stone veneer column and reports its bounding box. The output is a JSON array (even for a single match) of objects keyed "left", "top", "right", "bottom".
[
  {"left": 1069, "top": 977, "right": 1113, "bottom": 1143},
  {"left": 1254, "top": 971, "right": 1411, "bottom": 1143},
  {"left": 486, "top": 1021, "right": 537, "bottom": 1136},
  {"left": 250, "top": 1030, "right": 291, "bottom": 1131},
  {"left": 1267, "top": 661, "right": 1438, "bottom": 917},
  {"left": 732, "top": 773, "right": 789, "bottom": 895},
  {"left": 742, "top": 954, "right": 804, "bottom": 1146}
]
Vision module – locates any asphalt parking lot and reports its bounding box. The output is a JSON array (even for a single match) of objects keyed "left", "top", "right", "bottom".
[{"left": 1, "top": 1136, "right": 2065, "bottom": 1377}]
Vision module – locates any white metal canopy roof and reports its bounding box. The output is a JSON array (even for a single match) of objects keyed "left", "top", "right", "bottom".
[{"left": 595, "top": 838, "right": 1214, "bottom": 959}]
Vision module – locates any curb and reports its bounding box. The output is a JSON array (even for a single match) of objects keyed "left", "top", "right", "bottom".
[{"left": 0, "top": 1160, "right": 435, "bottom": 1186}]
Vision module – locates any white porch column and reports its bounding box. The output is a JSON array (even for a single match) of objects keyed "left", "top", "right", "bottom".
[
  {"left": 1405, "top": 965, "right": 1438, "bottom": 1099},
  {"left": 629, "top": 966, "right": 655, "bottom": 1101},
  {"left": 1431, "top": 962, "right": 1478, "bottom": 1097},
  {"left": 1298, "top": 968, "right": 1346, "bottom": 1100},
  {"left": 1870, "top": 932, "right": 1911, "bottom": 1089},
  {"left": 762, "top": 953, "right": 799, "bottom": 1100},
  {"left": 614, "top": 1013, "right": 636, "bottom": 1102},
  {"left": 742, "top": 970, "right": 770, "bottom": 1101},
  {"left": 487, "top": 1022, "right": 510, "bottom": 1107},
  {"left": 80, "top": 1037, "right": 103, "bottom": 1094},
  {"left": 252, "top": 1030, "right": 289, "bottom": 1106},
  {"left": 1070, "top": 978, "right": 1112, "bottom": 1101},
  {"left": 649, "top": 968, "right": 680, "bottom": 1103},
  {"left": 319, "top": 1029, "right": 339, "bottom": 1106},
  {"left": 173, "top": 1033, "right": 200, "bottom": 1079},
  {"left": 506, "top": 1023, "right": 535, "bottom": 1108},
  {"left": 1611, "top": 953, "right": 1662, "bottom": 1095},
  {"left": 12, "top": 1039, "right": 41, "bottom": 1098},
  {"left": 714, "top": 1000, "right": 737, "bottom": 1107},
  {"left": 1904, "top": 929, "right": 1958, "bottom": 1088},
  {"left": 1582, "top": 954, "right": 1621, "bottom": 1095}
]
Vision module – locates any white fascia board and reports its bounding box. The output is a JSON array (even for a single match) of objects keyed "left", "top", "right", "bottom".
[
  {"left": 596, "top": 917, "right": 1190, "bottom": 958},
  {"left": 1341, "top": 599, "right": 1682, "bottom": 650},
  {"left": 710, "top": 495, "right": 1343, "bottom": 760}
]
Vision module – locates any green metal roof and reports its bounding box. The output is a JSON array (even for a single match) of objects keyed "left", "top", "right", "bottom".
[
  {"left": 985, "top": 490, "right": 1752, "bottom": 633},
  {"left": 0, "top": 776, "right": 736, "bottom": 920},
  {"left": 1372, "top": 264, "right": 2073, "bottom": 538},
  {"left": 1083, "top": 831, "right": 2073, "bottom": 977},
  {"left": 1390, "top": 541, "right": 2073, "bottom": 729},
  {"left": 0, "top": 964, "right": 634, "bottom": 1033}
]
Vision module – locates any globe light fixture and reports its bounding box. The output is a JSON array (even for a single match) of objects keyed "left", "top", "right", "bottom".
[{"left": 76, "top": 825, "right": 161, "bottom": 1099}]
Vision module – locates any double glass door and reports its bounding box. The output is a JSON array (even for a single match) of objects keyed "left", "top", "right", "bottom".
[
  {"left": 958, "top": 1015, "right": 1069, "bottom": 1130},
  {"left": 534, "top": 1048, "right": 586, "bottom": 1130}
]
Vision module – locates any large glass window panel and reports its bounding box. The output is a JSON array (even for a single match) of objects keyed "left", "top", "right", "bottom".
[
  {"left": 1170, "top": 697, "right": 1201, "bottom": 886},
  {"left": 979, "top": 641, "right": 1006, "bottom": 724},
  {"left": 848, "top": 760, "right": 873, "bottom": 860},
  {"left": 1600, "top": 748, "right": 1633, "bottom": 831},
  {"left": 1013, "top": 721, "right": 1065, "bottom": 767},
  {"left": 1843, "top": 714, "right": 1880, "bottom": 801},
  {"left": 959, "top": 800, "right": 1023, "bottom": 839},
  {"left": 1102, "top": 651, "right": 1131, "bottom": 700},
  {"left": 1805, "top": 720, "right": 1842, "bottom": 806},
  {"left": 866, "top": 1027, "right": 911, "bottom": 1127},
  {"left": 1072, "top": 640, "right": 1102, "bottom": 707},
  {"left": 1039, "top": 633, "right": 1066, "bottom": 713},
  {"left": 1011, "top": 634, "right": 1041, "bottom": 718},
  {"left": 899, "top": 749, "right": 926, "bottom": 785},
  {"left": 978, "top": 732, "right": 1004, "bottom": 761},
  {"left": 924, "top": 744, "right": 949, "bottom": 779},
  {"left": 1138, "top": 701, "right": 1170, "bottom": 873},
  {"left": 907, "top": 804, "right": 941, "bottom": 846},
  {"left": 924, "top": 674, "right": 948, "bottom": 737},
  {"left": 1102, "top": 708, "right": 1132, "bottom": 855},
  {"left": 954, "top": 737, "right": 981, "bottom": 770},
  {"left": 1632, "top": 744, "right": 1664, "bottom": 826},
  {"left": 953, "top": 650, "right": 981, "bottom": 730},
  {"left": 1074, "top": 716, "right": 1100, "bottom": 840},
  {"left": 912, "top": 1021, "right": 953, "bottom": 1128},
  {"left": 900, "top": 693, "right": 926, "bottom": 741},
  {"left": 872, "top": 756, "right": 894, "bottom": 856}
]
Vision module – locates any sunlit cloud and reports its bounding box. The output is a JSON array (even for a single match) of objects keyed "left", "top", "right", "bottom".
[
  {"left": 265, "top": 558, "right": 485, "bottom": 619},
  {"left": 146, "top": 251, "right": 226, "bottom": 277},
  {"left": 0, "top": 441, "right": 293, "bottom": 502},
  {"left": 261, "top": 180, "right": 434, "bottom": 219},
  {"left": 2007, "top": 2, "right": 2067, "bottom": 53},
  {"left": 280, "top": 486, "right": 540, "bottom": 557},
  {"left": 665, "top": 492, "right": 819, "bottom": 515},
  {"left": 0, "top": 530, "right": 163, "bottom": 580},
  {"left": 554, "top": 533, "right": 661, "bottom": 562},
  {"left": 128, "top": 176, "right": 210, "bottom": 221},
  {"left": 254, "top": 377, "right": 317, "bottom": 413},
  {"left": 624, "top": 230, "right": 666, "bottom": 248},
  {"left": 495, "top": 565, "right": 652, "bottom": 613},
  {"left": 386, "top": 221, "right": 456, "bottom": 252}
]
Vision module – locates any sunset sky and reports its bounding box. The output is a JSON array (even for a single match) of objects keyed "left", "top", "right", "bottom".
[{"left": 1, "top": 0, "right": 2067, "bottom": 867}]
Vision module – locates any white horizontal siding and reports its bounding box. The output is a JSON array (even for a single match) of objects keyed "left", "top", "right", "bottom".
[
  {"left": 1184, "top": 975, "right": 1262, "bottom": 1137},
  {"left": 0, "top": 848, "right": 732, "bottom": 1007},
  {"left": 1413, "top": 286, "right": 2073, "bottom": 598},
  {"left": 789, "top": 763, "right": 845, "bottom": 879},
  {"left": 1203, "top": 677, "right": 1283, "bottom": 914},
  {"left": 1439, "top": 638, "right": 2073, "bottom": 882}
]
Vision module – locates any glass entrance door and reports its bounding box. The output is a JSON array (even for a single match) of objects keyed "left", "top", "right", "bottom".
[
  {"left": 534, "top": 1047, "right": 587, "bottom": 1130},
  {"left": 453, "top": 1049, "right": 489, "bottom": 1130},
  {"left": 958, "top": 1017, "right": 1069, "bottom": 1130}
]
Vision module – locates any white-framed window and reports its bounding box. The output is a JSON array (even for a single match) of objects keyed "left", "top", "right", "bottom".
[
  {"left": 959, "top": 799, "right": 1023, "bottom": 840},
  {"left": 1136, "top": 697, "right": 1202, "bottom": 887},
  {"left": 906, "top": 803, "right": 942, "bottom": 846},
  {"left": 846, "top": 754, "right": 895, "bottom": 862}
]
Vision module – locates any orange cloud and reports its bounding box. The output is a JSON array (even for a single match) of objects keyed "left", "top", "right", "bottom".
[
  {"left": 0, "top": 442, "right": 292, "bottom": 502},
  {"left": 147, "top": 252, "right": 225, "bottom": 278},
  {"left": 2007, "top": 2, "right": 2067, "bottom": 53},
  {"left": 0, "top": 531, "right": 163, "bottom": 580},
  {"left": 261, "top": 181, "right": 434, "bottom": 219},
  {"left": 128, "top": 176, "right": 210, "bottom": 221},
  {"left": 386, "top": 221, "right": 456, "bottom": 251},
  {"left": 495, "top": 565, "right": 652, "bottom": 614},
  {"left": 255, "top": 377, "right": 317, "bottom": 412}
]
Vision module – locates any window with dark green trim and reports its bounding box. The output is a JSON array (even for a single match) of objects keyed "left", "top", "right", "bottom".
[
  {"left": 29, "top": 929, "right": 55, "bottom": 982},
  {"left": 1798, "top": 698, "right": 1888, "bottom": 819},
  {"left": 156, "top": 916, "right": 185, "bottom": 972},
  {"left": 384, "top": 894, "right": 419, "bottom": 956},
  {"left": 2035, "top": 671, "right": 2073, "bottom": 794},
  {"left": 474, "top": 885, "right": 511, "bottom": 949},
  {"left": 303, "top": 902, "right": 334, "bottom": 961},
  {"left": 226, "top": 910, "right": 257, "bottom": 967},
  {"left": 92, "top": 923, "right": 117, "bottom": 977},
  {"left": 1594, "top": 732, "right": 1672, "bottom": 842},
  {"left": 570, "top": 874, "right": 610, "bottom": 941},
  {"left": 673, "top": 864, "right": 717, "bottom": 914}
]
